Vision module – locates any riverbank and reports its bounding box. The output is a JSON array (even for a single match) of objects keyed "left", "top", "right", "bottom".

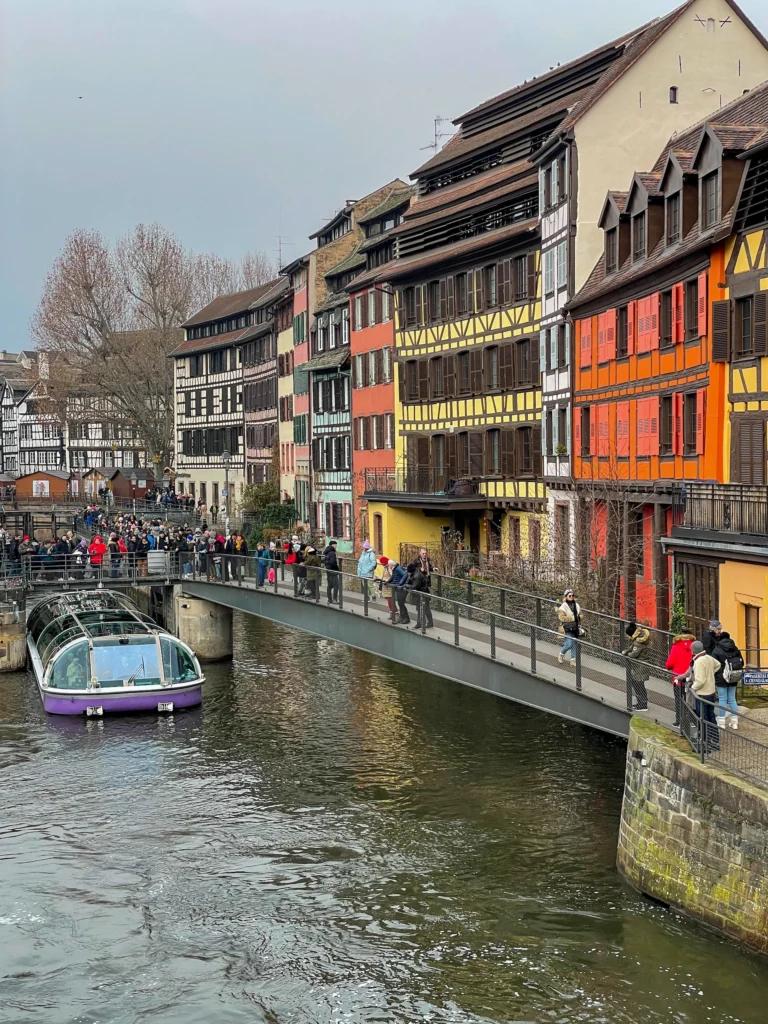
[{"left": 618, "top": 717, "right": 768, "bottom": 954}]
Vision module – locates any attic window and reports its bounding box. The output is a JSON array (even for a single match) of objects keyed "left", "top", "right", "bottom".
[
  {"left": 632, "top": 212, "right": 646, "bottom": 262},
  {"left": 605, "top": 228, "right": 618, "bottom": 275},
  {"left": 666, "top": 192, "right": 681, "bottom": 245},
  {"left": 669, "top": 86, "right": 678, "bottom": 104},
  {"left": 702, "top": 171, "right": 720, "bottom": 229}
]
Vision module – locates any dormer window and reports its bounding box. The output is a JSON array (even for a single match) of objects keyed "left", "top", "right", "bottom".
[
  {"left": 605, "top": 228, "right": 618, "bottom": 274},
  {"left": 632, "top": 212, "right": 646, "bottom": 262},
  {"left": 666, "top": 192, "right": 681, "bottom": 245},
  {"left": 702, "top": 171, "right": 719, "bottom": 228}
]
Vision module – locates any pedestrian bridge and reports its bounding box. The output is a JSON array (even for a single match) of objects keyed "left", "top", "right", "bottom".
[{"left": 179, "top": 560, "right": 677, "bottom": 739}]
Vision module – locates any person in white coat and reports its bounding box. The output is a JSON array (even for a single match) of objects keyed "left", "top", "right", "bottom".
[{"left": 557, "top": 588, "right": 581, "bottom": 667}]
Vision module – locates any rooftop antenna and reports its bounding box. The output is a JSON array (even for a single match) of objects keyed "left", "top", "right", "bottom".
[
  {"left": 275, "top": 235, "right": 294, "bottom": 268},
  {"left": 420, "top": 115, "right": 452, "bottom": 153}
]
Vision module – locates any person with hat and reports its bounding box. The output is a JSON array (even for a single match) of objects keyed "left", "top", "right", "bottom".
[
  {"left": 556, "top": 588, "right": 581, "bottom": 668},
  {"left": 303, "top": 546, "right": 321, "bottom": 600},
  {"left": 666, "top": 631, "right": 696, "bottom": 726},
  {"left": 357, "top": 540, "right": 378, "bottom": 601},
  {"left": 323, "top": 539, "right": 340, "bottom": 604},
  {"left": 690, "top": 639, "right": 720, "bottom": 750},
  {"left": 622, "top": 621, "right": 650, "bottom": 711}
]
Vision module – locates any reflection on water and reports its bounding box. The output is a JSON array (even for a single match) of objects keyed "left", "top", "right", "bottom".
[{"left": 0, "top": 614, "right": 766, "bottom": 1023}]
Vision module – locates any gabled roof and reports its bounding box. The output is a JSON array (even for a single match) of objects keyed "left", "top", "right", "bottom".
[
  {"left": 325, "top": 245, "right": 366, "bottom": 279},
  {"left": 182, "top": 280, "right": 280, "bottom": 328},
  {"left": 315, "top": 290, "right": 350, "bottom": 314},
  {"left": 309, "top": 205, "right": 354, "bottom": 241},
  {"left": 296, "top": 348, "right": 350, "bottom": 373},
  {"left": 249, "top": 275, "right": 290, "bottom": 310},
  {"left": 598, "top": 191, "right": 628, "bottom": 228},
  {"left": 355, "top": 186, "right": 414, "bottom": 225}
]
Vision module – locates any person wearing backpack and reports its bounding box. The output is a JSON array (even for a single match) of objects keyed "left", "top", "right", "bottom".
[{"left": 708, "top": 622, "right": 744, "bottom": 730}]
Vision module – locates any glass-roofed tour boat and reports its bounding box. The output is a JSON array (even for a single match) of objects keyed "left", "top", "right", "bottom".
[{"left": 27, "top": 590, "right": 204, "bottom": 716}]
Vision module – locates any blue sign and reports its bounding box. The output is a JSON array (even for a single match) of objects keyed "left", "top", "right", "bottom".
[{"left": 742, "top": 670, "right": 768, "bottom": 688}]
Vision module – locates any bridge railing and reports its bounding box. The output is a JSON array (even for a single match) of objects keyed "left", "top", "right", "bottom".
[
  {"left": 337, "top": 560, "right": 675, "bottom": 674},
  {"left": 186, "top": 555, "right": 675, "bottom": 724}
]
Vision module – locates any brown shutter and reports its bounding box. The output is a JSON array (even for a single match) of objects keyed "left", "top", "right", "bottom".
[
  {"left": 376, "top": 348, "right": 384, "bottom": 383},
  {"left": 499, "top": 343, "right": 513, "bottom": 390},
  {"left": 447, "top": 276, "right": 455, "bottom": 318},
  {"left": 526, "top": 253, "right": 536, "bottom": 300},
  {"left": 474, "top": 270, "right": 484, "bottom": 313},
  {"left": 418, "top": 359, "right": 429, "bottom": 401},
  {"left": 469, "top": 431, "right": 484, "bottom": 475},
  {"left": 415, "top": 286, "right": 424, "bottom": 325},
  {"left": 737, "top": 419, "right": 766, "bottom": 484},
  {"left": 440, "top": 279, "right": 448, "bottom": 320},
  {"left": 754, "top": 292, "right": 768, "bottom": 356},
  {"left": 466, "top": 270, "right": 474, "bottom": 313},
  {"left": 501, "top": 429, "right": 515, "bottom": 476},
  {"left": 398, "top": 363, "right": 406, "bottom": 404},
  {"left": 443, "top": 354, "right": 455, "bottom": 398},
  {"left": 351, "top": 356, "right": 358, "bottom": 388},
  {"left": 446, "top": 432, "right": 457, "bottom": 478},
  {"left": 470, "top": 349, "right": 483, "bottom": 393},
  {"left": 531, "top": 334, "right": 540, "bottom": 385},
  {"left": 712, "top": 299, "right": 731, "bottom": 361},
  {"left": 407, "top": 434, "right": 418, "bottom": 472},
  {"left": 457, "top": 432, "right": 469, "bottom": 476},
  {"left": 352, "top": 417, "right": 359, "bottom": 450},
  {"left": 532, "top": 424, "right": 542, "bottom": 477},
  {"left": 497, "top": 261, "right": 506, "bottom": 306}
]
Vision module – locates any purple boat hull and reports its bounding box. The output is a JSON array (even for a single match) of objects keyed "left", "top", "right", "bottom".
[{"left": 41, "top": 685, "right": 203, "bottom": 715}]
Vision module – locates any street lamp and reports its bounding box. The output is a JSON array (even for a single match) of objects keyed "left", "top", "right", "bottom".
[
  {"left": 130, "top": 472, "right": 137, "bottom": 514},
  {"left": 222, "top": 449, "right": 232, "bottom": 518}
]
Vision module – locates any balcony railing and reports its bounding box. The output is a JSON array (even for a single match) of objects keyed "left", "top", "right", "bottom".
[
  {"left": 363, "top": 468, "right": 480, "bottom": 497},
  {"left": 673, "top": 483, "right": 768, "bottom": 538}
]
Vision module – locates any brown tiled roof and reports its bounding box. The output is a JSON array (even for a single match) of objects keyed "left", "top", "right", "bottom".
[
  {"left": 609, "top": 191, "right": 628, "bottom": 213},
  {"left": 386, "top": 219, "right": 538, "bottom": 282},
  {"left": 355, "top": 186, "right": 414, "bottom": 225},
  {"left": 570, "top": 217, "right": 729, "bottom": 311},
  {"left": 406, "top": 161, "right": 531, "bottom": 218},
  {"left": 347, "top": 258, "right": 399, "bottom": 292},
  {"left": 636, "top": 172, "right": 663, "bottom": 197},
  {"left": 170, "top": 325, "right": 252, "bottom": 358},
  {"left": 709, "top": 124, "right": 768, "bottom": 151},
  {"left": 358, "top": 233, "right": 394, "bottom": 254},
  {"left": 325, "top": 245, "right": 366, "bottom": 278},
  {"left": 392, "top": 171, "right": 538, "bottom": 238},
  {"left": 249, "top": 275, "right": 290, "bottom": 309},
  {"left": 455, "top": 14, "right": 666, "bottom": 123},
  {"left": 182, "top": 280, "right": 281, "bottom": 328},
  {"left": 412, "top": 88, "right": 592, "bottom": 178},
  {"left": 315, "top": 290, "right": 351, "bottom": 314}
]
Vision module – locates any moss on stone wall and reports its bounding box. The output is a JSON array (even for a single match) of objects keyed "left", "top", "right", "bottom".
[{"left": 618, "top": 717, "right": 768, "bottom": 953}]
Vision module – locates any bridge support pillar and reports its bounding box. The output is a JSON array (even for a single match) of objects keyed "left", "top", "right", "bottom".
[
  {"left": 0, "top": 601, "right": 26, "bottom": 673},
  {"left": 174, "top": 593, "right": 232, "bottom": 662}
]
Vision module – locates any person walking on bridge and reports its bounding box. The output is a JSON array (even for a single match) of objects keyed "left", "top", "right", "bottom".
[
  {"left": 622, "top": 622, "right": 650, "bottom": 711},
  {"left": 357, "top": 540, "right": 377, "bottom": 601},
  {"left": 407, "top": 548, "right": 437, "bottom": 629},
  {"left": 557, "top": 589, "right": 581, "bottom": 668},
  {"left": 324, "top": 540, "right": 340, "bottom": 604}
]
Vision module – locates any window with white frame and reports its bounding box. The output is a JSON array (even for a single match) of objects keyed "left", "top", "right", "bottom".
[
  {"left": 385, "top": 412, "right": 394, "bottom": 449},
  {"left": 317, "top": 323, "right": 326, "bottom": 352},
  {"left": 342, "top": 309, "right": 350, "bottom": 345},
  {"left": 355, "top": 296, "right": 364, "bottom": 332},
  {"left": 381, "top": 289, "right": 391, "bottom": 322},
  {"left": 354, "top": 354, "right": 364, "bottom": 388},
  {"left": 556, "top": 242, "right": 567, "bottom": 291},
  {"left": 368, "top": 354, "right": 376, "bottom": 387},
  {"left": 368, "top": 291, "right": 376, "bottom": 327},
  {"left": 329, "top": 320, "right": 337, "bottom": 350},
  {"left": 382, "top": 347, "right": 392, "bottom": 383},
  {"left": 544, "top": 249, "right": 555, "bottom": 296}
]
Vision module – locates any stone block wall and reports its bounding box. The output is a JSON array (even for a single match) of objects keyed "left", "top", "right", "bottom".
[{"left": 618, "top": 717, "right": 768, "bottom": 953}]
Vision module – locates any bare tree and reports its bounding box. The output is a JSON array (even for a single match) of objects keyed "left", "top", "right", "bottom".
[{"left": 32, "top": 224, "right": 275, "bottom": 468}]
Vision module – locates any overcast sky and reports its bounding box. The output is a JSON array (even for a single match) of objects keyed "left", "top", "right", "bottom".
[{"left": 1, "top": 0, "right": 765, "bottom": 344}]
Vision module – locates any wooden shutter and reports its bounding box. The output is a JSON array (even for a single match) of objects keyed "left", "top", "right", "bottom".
[
  {"left": 500, "top": 343, "right": 513, "bottom": 390},
  {"left": 415, "top": 286, "right": 424, "bottom": 325},
  {"left": 542, "top": 329, "right": 551, "bottom": 375},
  {"left": 627, "top": 299, "right": 636, "bottom": 355},
  {"left": 636, "top": 297, "right": 648, "bottom": 353},
  {"left": 418, "top": 360, "right": 429, "bottom": 401},
  {"left": 361, "top": 351, "right": 369, "bottom": 386},
  {"left": 696, "top": 389, "right": 706, "bottom": 455},
  {"left": 738, "top": 419, "right": 766, "bottom": 484},
  {"left": 580, "top": 318, "right": 592, "bottom": 367},
  {"left": 469, "top": 432, "right": 484, "bottom": 475},
  {"left": 589, "top": 407, "right": 597, "bottom": 455},
  {"left": 527, "top": 254, "right": 536, "bottom": 300},
  {"left": 474, "top": 271, "right": 484, "bottom": 313},
  {"left": 754, "top": 292, "right": 768, "bottom": 356},
  {"left": 466, "top": 270, "right": 474, "bottom": 314},
  {"left": 443, "top": 354, "right": 455, "bottom": 398},
  {"left": 597, "top": 312, "right": 606, "bottom": 363},
  {"left": 711, "top": 299, "right": 731, "bottom": 360},
  {"left": 440, "top": 279, "right": 448, "bottom": 320},
  {"left": 636, "top": 398, "right": 647, "bottom": 456},
  {"left": 597, "top": 405, "right": 609, "bottom": 457},
  {"left": 446, "top": 433, "right": 457, "bottom": 478},
  {"left": 672, "top": 393, "right": 684, "bottom": 455},
  {"left": 351, "top": 356, "right": 358, "bottom": 388},
  {"left": 446, "top": 276, "right": 455, "bottom": 318},
  {"left": 470, "top": 349, "right": 483, "bottom": 393},
  {"left": 574, "top": 408, "right": 582, "bottom": 455},
  {"left": 497, "top": 261, "right": 506, "bottom": 306},
  {"left": 398, "top": 363, "right": 406, "bottom": 404},
  {"left": 697, "top": 272, "right": 708, "bottom": 339},
  {"left": 605, "top": 308, "right": 617, "bottom": 361},
  {"left": 352, "top": 417, "right": 359, "bottom": 451},
  {"left": 616, "top": 400, "right": 630, "bottom": 457},
  {"left": 532, "top": 424, "right": 542, "bottom": 477},
  {"left": 648, "top": 395, "right": 660, "bottom": 455},
  {"left": 531, "top": 333, "right": 540, "bottom": 384},
  {"left": 672, "top": 282, "right": 685, "bottom": 344},
  {"left": 501, "top": 429, "right": 515, "bottom": 476},
  {"left": 648, "top": 292, "right": 660, "bottom": 349}
]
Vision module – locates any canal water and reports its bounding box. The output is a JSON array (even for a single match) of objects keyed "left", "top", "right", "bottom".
[{"left": 1, "top": 615, "right": 767, "bottom": 1024}]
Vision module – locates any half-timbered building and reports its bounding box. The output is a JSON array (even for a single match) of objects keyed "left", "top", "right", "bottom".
[
  {"left": 173, "top": 282, "right": 277, "bottom": 510},
  {"left": 662, "top": 82, "right": 768, "bottom": 658},
  {"left": 275, "top": 283, "right": 296, "bottom": 503},
  {"left": 17, "top": 383, "right": 66, "bottom": 478},
  {"left": 348, "top": 184, "right": 412, "bottom": 554},
  {"left": 243, "top": 276, "right": 290, "bottom": 485},
  {"left": 570, "top": 82, "right": 768, "bottom": 629}
]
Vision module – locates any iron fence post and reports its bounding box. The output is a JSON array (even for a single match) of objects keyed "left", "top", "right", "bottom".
[
  {"left": 500, "top": 588, "right": 506, "bottom": 618},
  {"left": 530, "top": 625, "right": 536, "bottom": 674},
  {"left": 363, "top": 579, "right": 369, "bottom": 617},
  {"left": 467, "top": 580, "right": 473, "bottom": 620},
  {"left": 315, "top": 573, "right": 320, "bottom": 603},
  {"left": 575, "top": 639, "right": 582, "bottom": 691},
  {"left": 490, "top": 614, "right": 496, "bottom": 659},
  {"left": 535, "top": 598, "right": 542, "bottom": 627},
  {"left": 280, "top": 559, "right": 284, "bottom": 582},
  {"left": 453, "top": 603, "right": 459, "bottom": 646},
  {"left": 273, "top": 564, "right": 278, "bottom": 594},
  {"left": 421, "top": 594, "right": 426, "bottom": 635},
  {"left": 625, "top": 661, "right": 633, "bottom": 712},
  {"left": 436, "top": 574, "right": 442, "bottom": 599},
  {"left": 699, "top": 709, "right": 706, "bottom": 764},
  {"left": 339, "top": 573, "right": 344, "bottom": 611},
  {"left": 293, "top": 569, "right": 298, "bottom": 597}
]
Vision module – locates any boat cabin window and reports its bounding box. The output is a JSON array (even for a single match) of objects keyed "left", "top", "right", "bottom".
[
  {"left": 160, "top": 637, "right": 199, "bottom": 683},
  {"left": 50, "top": 641, "right": 90, "bottom": 690},
  {"left": 91, "top": 637, "right": 162, "bottom": 688}
]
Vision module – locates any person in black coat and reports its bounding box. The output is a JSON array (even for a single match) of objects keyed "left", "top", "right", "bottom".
[
  {"left": 408, "top": 566, "right": 434, "bottom": 629},
  {"left": 323, "top": 540, "right": 340, "bottom": 604}
]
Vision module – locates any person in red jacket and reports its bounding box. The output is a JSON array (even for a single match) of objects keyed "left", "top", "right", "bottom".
[
  {"left": 666, "top": 632, "right": 695, "bottom": 727},
  {"left": 88, "top": 535, "right": 107, "bottom": 579}
]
